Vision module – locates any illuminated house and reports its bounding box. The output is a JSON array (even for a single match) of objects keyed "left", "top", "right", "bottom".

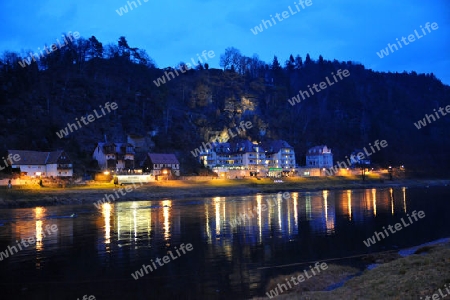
[
  {"left": 143, "top": 153, "right": 180, "bottom": 176},
  {"left": 262, "top": 140, "right": 296, "bottom": 177},
  {"left": 8, "top": 150, "right": 73, "bottom": 177},
  {"left": 306, "top": 145, "right": 333, "bottom": 168},
  {"left": 199, "top": 140, "right": 296, "bottom": 177},
  {"left": 92, "top": 142, "right": 135, "bottom": 172},
  {"left": 200, "top": 140, "right": 266, "bottom": 171}
]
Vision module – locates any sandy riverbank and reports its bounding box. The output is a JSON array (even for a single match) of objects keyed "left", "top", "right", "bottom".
[{"left": 0, "top": 177, "right": 448, "bottom": 208}]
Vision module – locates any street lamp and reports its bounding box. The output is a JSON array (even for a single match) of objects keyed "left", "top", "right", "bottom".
[
  {"left": 400, "top": 165, "right": 405, "bottom": 177},
  {"left": 163, "top": 169, "right": 168, "bottom": 181}
]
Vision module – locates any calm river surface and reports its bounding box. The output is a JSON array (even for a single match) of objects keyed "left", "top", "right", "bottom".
[{"left": 0, "top": 186, "right": 449, "bottom": 299}]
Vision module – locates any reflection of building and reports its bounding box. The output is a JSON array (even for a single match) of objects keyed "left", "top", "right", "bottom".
[
  {"left": 95, "top": 188, "right": 401, "bottom": 268},
  {"left": 8, "top": 150, "right": 73, "bottom": 177},
  {"left": 332, "top": 188, "right": 397, "bottom": 222},
  {"left": 306, "top": 145, "right": 333, "bottom": 168},
  {"left": 299, "top": 191, "right": 337, "bottom": 233},
  {"left": 204, "top": 193, "right": 303, "bottom": 244},
  {"left": 97, "top": 200, "right": 181, "bottom": 250},
  {"left": 322, "top": 190, "right": 336, "bottom": 234},
  {"left": 93, "top": 142, "right": 135, "bottom": 172},
  {"left": 99, "top": 189, "right": 399, "bottom": 253},
  {"left": 11, "top": 206, "right": 69, "bottom": 265}
]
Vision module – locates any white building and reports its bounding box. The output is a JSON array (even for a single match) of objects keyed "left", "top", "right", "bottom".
[
  {"left": 8, "top": 150, "right": 73, "bottom": 177},
  {"left": 200, "top": 148, "right": 218, "bottom": 168},
  {"left": 201, "top": 140, "right": 266, "bottom": 170},
  {"left": 306, "top": 145, "right": 333, "bottom": 168},
  {"left": 199, "top": 140, "right": 296, "bottom": 177},
  {"left": 262, "top": 140, "right": 296, "bottom": 177}
]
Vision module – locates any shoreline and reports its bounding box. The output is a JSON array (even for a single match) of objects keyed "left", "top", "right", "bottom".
[
  {"left": 255, "top": 237, "right": 450, "bottom": 300},
  {"left": 0, "top": 178, "right": 448, "bottom": 208}
]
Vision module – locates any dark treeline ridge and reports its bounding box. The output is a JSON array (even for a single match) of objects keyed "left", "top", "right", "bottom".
[{"left": 0, "top": 36, "right": 449, "bottom": 176}]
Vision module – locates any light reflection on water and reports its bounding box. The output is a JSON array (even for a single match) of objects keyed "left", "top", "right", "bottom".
[
  {"left": 0, "top": 188, "right": 410, "bottom": 261},
  {"left": 91, "top": 187, "right": 409, "bottom": 249},
  {"left": 0, "top": 187, "right": 449, "bottom": 299},
  {"left": 15, "top": 189, "right": 409, "bottom": 251}
]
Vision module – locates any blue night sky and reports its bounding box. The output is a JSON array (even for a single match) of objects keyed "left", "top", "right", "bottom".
[{"left": 1, "top": 0, "right": 449, "bottom": 84}]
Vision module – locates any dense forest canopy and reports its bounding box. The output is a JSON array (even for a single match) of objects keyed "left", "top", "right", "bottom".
[{"left": 1, "top": 36, "right": 449, "bottom": 176}]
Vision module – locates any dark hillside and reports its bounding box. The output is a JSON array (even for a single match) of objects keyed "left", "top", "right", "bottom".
[{"left": 1, "top": 38, "right": 449, "bottom": 176}]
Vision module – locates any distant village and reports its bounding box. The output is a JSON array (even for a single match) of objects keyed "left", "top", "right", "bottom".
[{"left": 3, "top": 134, "right": 383, "bottom": 184}]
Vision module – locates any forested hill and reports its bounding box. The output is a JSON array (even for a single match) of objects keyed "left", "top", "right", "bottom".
[{"left": 0, "top": 36, "right": 449, "bottom": 176}]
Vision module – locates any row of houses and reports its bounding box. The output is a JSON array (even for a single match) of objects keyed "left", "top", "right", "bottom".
[
  {"left": 5, "top": 140, "right": 370, "bottom": 178},
  {"left": 92, "top": 142, "right": 180, "bottom": 176},
  {"left": 89, "top": 141, "right": 340, "bottom": 178},
  {"left": 6, "top": 144, "right": 180, "bottom": 178},
  {"left": 198, "top": 142, "right": 371, "bottom": 178},
  {"left": 199, "top": 140, "right": 331, "bottom": 178}
]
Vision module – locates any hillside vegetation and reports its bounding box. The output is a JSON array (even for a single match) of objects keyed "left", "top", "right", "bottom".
[{"left": 1, "top": 37, "right": 449, "bottom": 176}]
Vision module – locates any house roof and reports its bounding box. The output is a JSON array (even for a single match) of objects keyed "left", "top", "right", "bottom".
[
  {"left": 95, "top": 142, "right": 135, "bottom": 154},
  {"left": 147, "top": 153, "right": 179, "bottom": 164},
  {"left": 261, "top": 140, "right": 293, "bottom": 154},
  {"left": 307, "top": 145, "right": 332, "bottom": 155},
  {"left": 210, "top": 140, "right": 294, "bottom": 154},
  {"left": 228, "top": 140, "right": 262, "bottom": 153},
  {"left": 212, "top": 142, "right": 231, "bottom": 154},
  {"left": 7, "top": 150, "right": 69, "bottom": 165},
  {"left": 46, "top": 151, "right": 66, "bottom": 163}
]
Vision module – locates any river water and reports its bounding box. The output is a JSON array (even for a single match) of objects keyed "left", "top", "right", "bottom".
[{"left": 0, "top": 186, "right": 449, "bottom": 299}]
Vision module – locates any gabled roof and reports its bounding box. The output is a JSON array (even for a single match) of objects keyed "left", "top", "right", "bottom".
[
  {"left": 7, "top": 150, "right": 69, "bottom": 165},
  {"left": 261, "top": 140, "right": 293, "bottom": 154},
  {"left": 213, "top": 142, "right": 231, "bottom": 154},
  {"left": 307, "top": 145, "right": 332, "bottom": 155},
  {"left": 46, "top": 150, "right": 68, "bottom": 163},
  {"left": 95, "top": 142, "right": 135, "bottom": 154},
  {"left": 229, "top": 140, "right": 260, "bottom": 153},
  {"left": 147, "top": 153, "right": 179, "bottom": 164}
]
